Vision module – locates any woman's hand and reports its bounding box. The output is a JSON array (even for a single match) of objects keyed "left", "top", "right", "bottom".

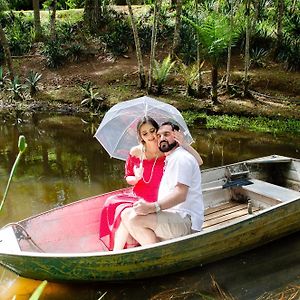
[
  {"left": 173, "top": 130, "right": 203, "bottom": 166},
  {"left": 133, "top": 162, "right": 144, "bottom": 181},
  {"left": 173, "top": 130, "right": 187, "bottom": 147}
]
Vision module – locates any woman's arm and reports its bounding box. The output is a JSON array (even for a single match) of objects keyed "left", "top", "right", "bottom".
[
  {"left": 174, "top": 131, "right": 203, "bottom": 166},
  {"left": 126, "top": 163, "right": 143, "bottom": 185},
  {"left": 125, "top": 145, "right": 144, "bottom": 185},
  {"left": 126, "top": 175, "right": 141, "bottom": 185}
]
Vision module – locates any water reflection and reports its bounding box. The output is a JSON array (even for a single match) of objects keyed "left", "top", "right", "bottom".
[{"left": 0, "top": 114, "right": 299, "bottom": 299}]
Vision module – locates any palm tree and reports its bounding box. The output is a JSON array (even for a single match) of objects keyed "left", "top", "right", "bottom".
[
  {"left": 184, "top": 11, "right": 238, "bottom": 104},
  {"left": 32, "top": 0, "right": 42, "bottom": 41},
  {"left": 0, "top": 0, "right": 14, "bottom": 79},
  {"left": 126, "top": 0, "right": 146, "bottom": 88}
]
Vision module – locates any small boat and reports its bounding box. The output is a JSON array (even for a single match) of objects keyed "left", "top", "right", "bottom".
[{"left": 1, "top": 155, "right": 300, "bottom": 282}]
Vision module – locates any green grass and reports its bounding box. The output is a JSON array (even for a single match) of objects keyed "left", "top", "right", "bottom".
[{"left": 182, "top": 112, "right": 300, "bottom": 135}]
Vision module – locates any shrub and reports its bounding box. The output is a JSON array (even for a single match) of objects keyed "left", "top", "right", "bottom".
[
  {"left": 42, "top": 39, "right": 67, "bottom": 68},
  {"left": 178, "top": 22, "right": 198, "bottom": 64},
  {"left": 276, "top": 13, "right": 300, "bottom": 71},
  {"left": 100, "top": 11, "right": 133, "bottom": 56},
  {"left": 7, "top": 76, "right": 25, "bottom": 101},
  {"left": 250, "top": 47, "right": 269, "bottom": 68},
  {"left": 41, "top": 19, "right": 89, "bottom": 67},
  {"left": 25, "top": 71, "right": 42, "bottom": 96},
  {"left": 136, "top": 22, "right": 152, "bottom": 53},
  {"left": 80, "top": 81, "right": 105, "bottom": 112},
  {"left": 5, "top": 12, "right": 34, "bottom": 56},
  {"left": 277, "top": 37, "right": 300, "bottom": 71}
]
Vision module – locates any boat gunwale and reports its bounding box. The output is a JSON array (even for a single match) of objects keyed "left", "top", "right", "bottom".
[
  {"left": 1, "top": 154, "right": 299, "bottom": 262},
  {"left": 1, "top": 195, "right": 299, "bottom": 259}
]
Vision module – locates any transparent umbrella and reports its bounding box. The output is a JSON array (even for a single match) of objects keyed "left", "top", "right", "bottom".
[{"left": 94, "top": 96, "right": 194, "bottom": 161}]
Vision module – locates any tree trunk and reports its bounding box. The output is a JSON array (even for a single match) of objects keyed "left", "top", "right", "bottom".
[
  {"left": 171, "top": 0, "right": 183, "bottom": 59},
  {"left": 225, "top": 0, "right": 234, "bottom": 90},
  {"left": 196, "top": 0, "right": 203, "bottom": 96},
  {"left": 253, "top": 0, "right": 259, "bottom": 29},
  {"left": 84, "top": 0, "right": 101, "bottom": 33},
  {"left": 126, "top": 0, "right": 146, "bottom": 88},
  {"left": 276, "top": 0, "right": 284, "bottom": 51},
  {"left": 226, "top": 43, "right": 232, "bottom": 90},
  {"left": 32, "top": 0, "right": 42, "bottom": 41},
  {"left": 49, "top": 0, "right": 57, "bottom": 41},
  {"left": 0, "top": 24, "right": 14, "bottom": 80},
  {"left": 243, "top": 0, "right": 251, "bottom": 96},
  {"left": 211, "top": 65, "right": 218, "bottom": 104},
  {"left": 147, "top": 0, "right": 162, "bottom": 93}
]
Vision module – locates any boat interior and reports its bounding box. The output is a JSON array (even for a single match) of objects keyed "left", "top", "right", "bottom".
[
  {"left": 201, "top": 157, "right": 300, "bottom": 231},
  {"left": 2, "top": 156, "right": 300, "bottom": 254}
]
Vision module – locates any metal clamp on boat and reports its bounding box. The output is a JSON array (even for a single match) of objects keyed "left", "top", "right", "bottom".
[{"left": 203, "top": 164, "right": 253, "bottom": 193}]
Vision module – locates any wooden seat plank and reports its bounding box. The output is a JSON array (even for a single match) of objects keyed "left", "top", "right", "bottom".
[
  {"left": 205, "top": 202, "right": 238, "bottom": 215},
  {"left": 203, "top": 209, "right": 259, "bottom": 230},
  {"left": 203, "top": 207, "right": 259, "bottom": 228},
  {"left": 205, "top": 204, "right": 248, "bottom": 221}
]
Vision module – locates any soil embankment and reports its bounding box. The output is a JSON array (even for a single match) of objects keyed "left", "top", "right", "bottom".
[{"left": 1, "top": 53, "right": 299, "bottom": 120}]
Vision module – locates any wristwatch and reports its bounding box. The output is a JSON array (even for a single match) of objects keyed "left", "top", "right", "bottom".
[{"left": 154, "top": 202, "right": 161, "bottom": 213}]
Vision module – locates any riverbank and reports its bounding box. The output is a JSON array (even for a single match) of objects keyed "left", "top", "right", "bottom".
[{"left": 1, "top": 52, "right": 299, "bottom": 129}]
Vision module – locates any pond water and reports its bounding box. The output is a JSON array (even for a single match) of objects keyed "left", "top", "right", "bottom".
[{"left": 0, "top": 113, "right": 299, "bottom": 299}]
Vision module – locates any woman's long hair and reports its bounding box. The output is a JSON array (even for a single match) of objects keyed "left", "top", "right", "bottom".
[{"left": 136, "top": 116, "right": 159, "bottom": 144}]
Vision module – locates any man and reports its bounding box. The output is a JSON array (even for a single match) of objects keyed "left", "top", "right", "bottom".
[{"left": 121, "top": 121, "right": 204, "bottom": 245}]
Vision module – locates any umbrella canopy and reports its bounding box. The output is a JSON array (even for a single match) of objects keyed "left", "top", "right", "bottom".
[{"left": 94, "top": 96, "right": 194, "bottom": 161}]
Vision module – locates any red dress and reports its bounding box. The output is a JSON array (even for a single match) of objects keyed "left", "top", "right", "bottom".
[{"left": 99, "top": 154, "right": 165, "bottom": 250}]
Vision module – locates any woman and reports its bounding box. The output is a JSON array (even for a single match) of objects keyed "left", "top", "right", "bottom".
[{"left": 99, "top": 116, "right": 202, "bottom": 250}]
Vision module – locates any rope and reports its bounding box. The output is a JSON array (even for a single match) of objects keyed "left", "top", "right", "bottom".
[{"left": 1, "top": 222, "right": 44, "bottom": 252}]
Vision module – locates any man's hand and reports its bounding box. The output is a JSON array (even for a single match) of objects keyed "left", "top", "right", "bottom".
[{"left": 133, "top": 199, "right": 154, "bottom": 215}]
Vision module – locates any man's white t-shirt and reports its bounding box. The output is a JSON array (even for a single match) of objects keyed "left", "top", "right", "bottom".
[{"left": 158, "top": 147, "right": 204, "bottom": 231}]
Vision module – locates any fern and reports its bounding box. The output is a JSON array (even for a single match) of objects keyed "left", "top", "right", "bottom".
[
  {"left": 152, "top": 55, "right": 175, "bottom": 93},
  {"left": 178, "top": 61, "right": 203, "bottom": 95}
]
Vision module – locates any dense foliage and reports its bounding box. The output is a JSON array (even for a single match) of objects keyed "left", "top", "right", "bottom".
[
  {"left": 0, "top": 0, "right": 299, "bottom": 106},
  {"left": 8, "top": 0, "right": 85, "bottom": 10},
  {"left": 1, "top": 0, "right": 298, "bottom": 68}
]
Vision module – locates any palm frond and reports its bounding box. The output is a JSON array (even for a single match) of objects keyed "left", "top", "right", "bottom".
[{"left": 184, "top": 11, "right": 239, "bottom": 62}]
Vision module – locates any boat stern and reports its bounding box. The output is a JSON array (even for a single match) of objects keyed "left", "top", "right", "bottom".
[{"left": 0, "top": 226, "right": 21, "bottom": 254}]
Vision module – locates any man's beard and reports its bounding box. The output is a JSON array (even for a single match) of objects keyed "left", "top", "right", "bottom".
[{"left": 159, "top": 141, "right": 178, "bottom": 153}]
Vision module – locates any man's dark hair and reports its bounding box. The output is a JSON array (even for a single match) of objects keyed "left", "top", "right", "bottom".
[{"left": 160, "top": 121, "right": 179, "bottom": 131}]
